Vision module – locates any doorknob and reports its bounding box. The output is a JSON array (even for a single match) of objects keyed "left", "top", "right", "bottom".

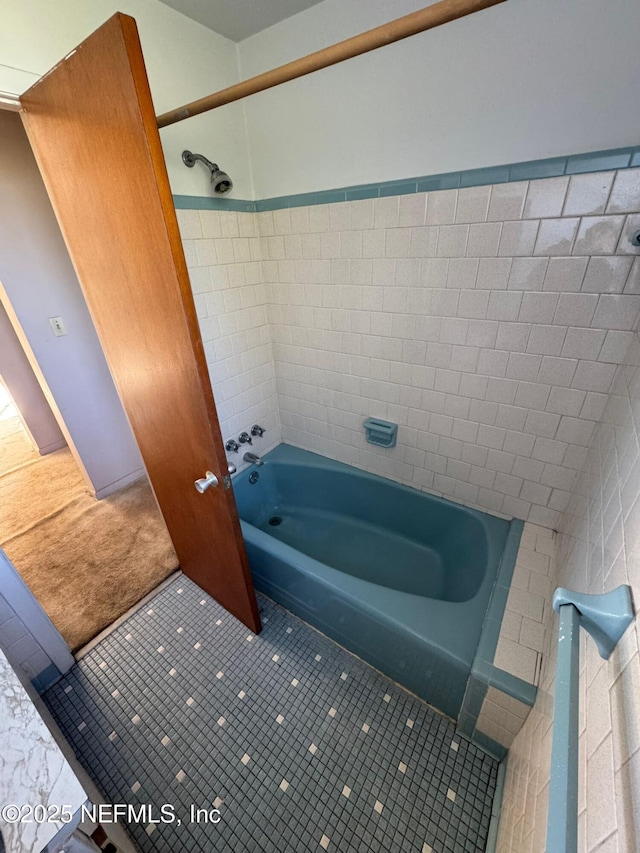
[{"left": 194, "top": 471, "right": 219, "bottom": 493}]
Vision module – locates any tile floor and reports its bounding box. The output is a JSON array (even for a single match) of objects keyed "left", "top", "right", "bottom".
[{"left": 45, "top": 578, "right": 498, "bottom": 852}]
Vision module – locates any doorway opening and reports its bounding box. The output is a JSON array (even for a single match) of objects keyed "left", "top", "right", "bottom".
[{"left": 0, "top": 106, "right": 179, "bottom": 653}]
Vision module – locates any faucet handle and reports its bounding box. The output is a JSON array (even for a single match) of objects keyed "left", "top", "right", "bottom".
[
  {"left": 250, "top": 424, "right": 265, "bottom": 437},
  {"left": 238, "top": 431, "right": 252, "bottom": 445},
  {"left": 225, "top": 439, "right": 239, "bottom": 453}
]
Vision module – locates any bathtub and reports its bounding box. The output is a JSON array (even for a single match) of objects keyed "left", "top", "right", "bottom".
[{"left": 233, "top": 444, "right": 518, "bottom": 719}]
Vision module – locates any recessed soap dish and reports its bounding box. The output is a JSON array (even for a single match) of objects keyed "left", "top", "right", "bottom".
[{"left": 363, "top": 417, "right": 398, "bottom": 448}]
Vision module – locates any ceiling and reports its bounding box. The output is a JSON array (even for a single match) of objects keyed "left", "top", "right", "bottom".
[{"left": 157, "top": 0, "right": 326, "bottom": 42}]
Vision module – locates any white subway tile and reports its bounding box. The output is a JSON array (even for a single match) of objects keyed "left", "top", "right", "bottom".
[
  {"left": 508, "top": 256, "right": 548, "bottom": 291},
  {"left": 515, "top": 381, "right": 551, "bottom": 411},
  {"left": 606, "top": 168, "right": 640, "bottom": 214},
  {"left": 531, "top": 436, "right": 566, "bottom": 464},
  {"left": 503, "top": 430, "right": 535, "bottom": 456},
  {"left": 486, "top": 377, "right": 519, "bottom": 405},
  {"left": 467, "top": 319, "right": 499, "bottom": 348},
  {"left": 384, "top": 228, "right": 411, "bottom": 258},
  {"left": 506, "top": 352, "right": 543, "bottom": 381},
  {"left": 524, "top": 410, "right": 561, "bottom": 439},
  {"left": 487, "top": 181, "right": 528, "bottom": 221},
  {"left": 546, "top": 386, "right": 586, "bottom": 417},
  {"left": 499, "top": 220, "right": 540, "bottom": 257},
  {"left": 341, "top": 230, "right": 363, "bottom": 258},
  {"left": 526, "top": 324, "right": 567, "bottom": 356},
  {"left": 469, "top": 399, "right": 498, "bottom": 425},
  {"left": 451, "top": 344, "right": 481, "bottom": 373},
  {"left": 289, "top": 206, "right": 310, "bottom": 234},
  {"left": 561, "top": 327, "right": 606, "bottom": 360},
  {"left": 271, "top": 208, "right": 291, "bottom": 236},
  {"left": 437, "top": 224, "right": 469, "bottom": 257},
  {"left": 409, "top": 226, "right": 438, "bottom": 258},
  {"left": 518, "top": 292, "right": 559, "bottom": 324},
  {"left": 452, "top": 418, "right": 479, "bottom": 443},
  {"left": 360, "top": 229, "right": 385, "bottom": 258},
  {"left": 477, "top": 257, "right": 512, "bottom": 290},
  {"left": 458, "top": 290, "right": 490, "bottom": 319},
  {"left": 495, "top": 472, "right": 524, "bottom": 497},
  {"left": 523, "top": 176, "right": 569, "bottom": 219},
  {"left": 581, "top": 256, "right": 633, "bottom": 293},
  {"left": 455, "top": 185, "right": 491, "bottom": 223},
  {"left": 487, "top": 291, "right": 523, "bottom": 321},
  {"left": 496, "top": 322, "right": 531, "bottom": 352},
  {"left": 553, "top": 292, "right": 599, "bottom": 327},
  {"left": 398, "top": 193, "right": 427, "bottom": 227},
  {"left": 469, "top": 464, "right": 496, "bottom": 488},
  {"left": 573, "top": 215, "right": 625, "bottom": 256},
  {"left": 439, "top": 317, "right": 468, "bottom": 345},
  {"left": 496, "top": 405, "right": 528, "bottom": 432},
  {"left": 459, "top": 373, "right": 489, "bottom": 399},
  {"left": 572, "top": 361, "right": 617, "bottom": 392},
  {"left": 543, "top": 258, "right": 588, "bottom": 293},
  {"left": 463, "top": 443, "right": 489, "bottom": 466},
  {"left": 420, "top": 258, "right": 449, "bottom": 288},
  {"left": 563, "top": 173, "right": 614, "bottom": 217},
  {"left": 520, "top": 481, "right": 552, "bottom": 508},
  {"left": 555, "top": 416, "right": 595, "bottom": 447},
  {"left": 592, "top": 294, "right": 640, "bottom": 331},
  {"left": 426, "top": 189, "right": 457, "bottom": 225},
  {"left": 586, "top": 735, "right": 617, "bottom": 850},
  {"left": 494, "top": 636, "right": 538, "bottom": 682},
  {"left": 195, "top": 239, "right": 219, "bottom": 266},
  {"left": 466, "top": 222, "right": 502, "bottom": 257},
  {"left": 373, "top": 196, "right": 399, "bottom": 229},
  {"left": 445, "top": 395, "right": 471, "bottom": 419},
  {"left": 537, "top": 356, "right": 578, "bottom": 388},
  {"left": 534, "top": 218, "right": 579, "bottom": 256},
  {"left": 513, "top": 455, "right": 545, "bottom": 481},
  {"left": 477, "top": 423, "right": 506, "bottom": 450},
  {"left": 477, "top": 349, "right": 509, "bottom": 377}
]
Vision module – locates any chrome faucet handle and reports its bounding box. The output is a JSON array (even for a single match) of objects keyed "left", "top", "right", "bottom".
[
  {"left": 250, "top": 424, "right": 265, "bottom": 437},
  {"left": 225, "top": 439, "right": 239, "bottom": 453},
  {"left": 238, "top": 431, "right": 252, "bottom": 445}
]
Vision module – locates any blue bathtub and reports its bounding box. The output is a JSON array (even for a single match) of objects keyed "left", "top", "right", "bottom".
[{"left": 233, "top": 444, "right": 517, "bottom": 719}]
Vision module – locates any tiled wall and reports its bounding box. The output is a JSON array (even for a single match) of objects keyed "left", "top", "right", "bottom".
[
  {"left": 178, "top": 170, "right": 640, "bottom": 518},
  {"left": 176, "top": 209, "right": 281, "bottom": 462},
  {"left": 260, "top": 169, "right": 640, "bottom": 527},
  {"left": 497, "top": 331, "right": 640, "bottom": 852}
]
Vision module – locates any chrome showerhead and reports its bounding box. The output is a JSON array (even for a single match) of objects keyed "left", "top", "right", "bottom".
[{"left": 182, "top": 150, "right": 233, "bottom": 195}]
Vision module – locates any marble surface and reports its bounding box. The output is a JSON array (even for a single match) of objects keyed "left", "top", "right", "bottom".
[{"left": 0, "top": 651, "right": 86, "bottom": 853}]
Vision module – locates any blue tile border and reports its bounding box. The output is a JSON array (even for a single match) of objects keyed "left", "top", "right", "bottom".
[
  {"left": 173, "top": 145, "right": 640, "bottom": 212},
  {"left": 31, "top": 662, "right": 62, "bottom": 694},
  {"left": 173, "top": 194, "right": 256, "bottom": 212}
]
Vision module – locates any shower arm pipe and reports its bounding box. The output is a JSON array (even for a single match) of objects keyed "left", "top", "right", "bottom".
[{"left": 156, "top": 0, "right": 507, "bottom": 129}]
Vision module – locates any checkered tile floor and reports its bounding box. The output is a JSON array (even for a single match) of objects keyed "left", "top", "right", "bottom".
[{"left": 45, "top": 577, "right": 498, "bottom": 852}]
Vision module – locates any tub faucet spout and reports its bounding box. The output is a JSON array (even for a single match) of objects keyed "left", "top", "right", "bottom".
[{"left": 243, "top": 451, "right": 264, "bottom": 467}]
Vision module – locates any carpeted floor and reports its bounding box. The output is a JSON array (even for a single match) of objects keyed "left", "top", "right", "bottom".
[{"left": 0, "top": 416, "right": 178, "bottom": 651}]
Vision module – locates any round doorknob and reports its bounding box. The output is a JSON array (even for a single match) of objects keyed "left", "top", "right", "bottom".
[{"left": 194, "top": 471, "right": 219, "bottom": 493}]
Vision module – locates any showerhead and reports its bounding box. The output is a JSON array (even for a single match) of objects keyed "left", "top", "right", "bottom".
[{"left": 182, "top": 150, "right": 233, "bottom": 195}]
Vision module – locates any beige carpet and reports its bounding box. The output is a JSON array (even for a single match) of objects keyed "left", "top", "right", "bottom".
[
  {"left": 0, "top": 431, "right": 178, "bottom": 651},
  {"left": 0, "top": 415, "right": 40, "bottom": 472}
]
